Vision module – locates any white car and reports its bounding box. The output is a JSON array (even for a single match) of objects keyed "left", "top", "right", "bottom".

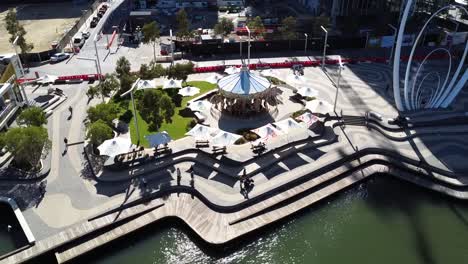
[{"left": 50, "top": 53, "right": 70, "bottom": 63}]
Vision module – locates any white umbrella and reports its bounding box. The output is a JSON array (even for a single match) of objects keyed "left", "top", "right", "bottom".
[
  {"left": 136, "top": 79, "right": 157, "bottom": 90},
  {"left": 178, "top": 86, "right": 200, "bottom": 97},
  {"left": 36, "top": 74, "right": 58, "bottom": 84},
  {"left": 185, "top": 124, "right": 219, "bottom": 140},
  {"left": 211, "top": 131, "right": 242, "bottom": 146},
  {"left": 251, "top": 124, "right": 283, "bottom": 141},
  {"left": 297, "top": 87, "right": 319, "bottom": 98},
  {"left": 224, "top": 66, "right": 240, "bottom": 75},
  {"left": 287, "top": 73, "right": 307, "bottom": 87},
  {"left": 206, "top": 74, "right": 223, "bottom": 84},
  {"left": 145, "top": 131, "right": 172, "bottom": 147},
  {"left": 260, "top": 68, "right": 281, "bottom": 77},
  {"left": 97, "top": 137, "right": 132, "bottom": 157},
  {"left": 295, "top": 112, "right": 319, "bottom": 127},
  {"left": 188, "top": 100, "right": 212, "bottom": 112},
  {"left": 273, "top": 118, "right": 304, "bottom": 133},
  {"left": 306, "top": 100, "right": 333, "bottom": 115},
  {"left": 163, "top": 79, "right": 183, "bottom": 89}
]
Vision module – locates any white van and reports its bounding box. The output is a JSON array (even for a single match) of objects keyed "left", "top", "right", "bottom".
[{"left": 72, "top": 35, "right": 85, "bottom": 48}]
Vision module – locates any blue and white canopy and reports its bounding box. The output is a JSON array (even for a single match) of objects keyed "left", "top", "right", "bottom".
[{"left": 218, "top": 66, "right": 271, "bottom": 97}]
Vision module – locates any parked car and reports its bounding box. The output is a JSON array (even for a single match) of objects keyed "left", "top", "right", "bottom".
[
  {"left": 73, "top": 35, "right": 85, "bottom": 48},
  {"left": 97, "top": 11, "right": 104, "bottom": 18},
  {"left": 81, "top": 31, "right": 90, "bottom": 39},
  {"left": 50, "top": 53, "right": 70, "bottom": 63},
  {"left": 90, "top": 17, "right": 99, "bottom": 28}
]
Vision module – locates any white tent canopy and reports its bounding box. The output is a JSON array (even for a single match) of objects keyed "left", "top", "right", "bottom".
[
  {"left": 185, "top": 124, "right": 219, "bottom": 140},
  {"left": 224, "top": 66, "right": 241, "bottom": 75},
  {"left": 251, "top": 123, "right": 283, "bottom": 141},
  {"left": 36, "top": 74, "right": 58, "bottom": 84},
  {"left": 260, "top": 68, "right": 281, "bottom": 78},
  {"left": 306, "top": 99, "right": 333, "bottom": 115},
  {"left": 273, "top": 118, "right": 304, "bottom": 133},
  {"left": 178, "top": 86, "right": 200, "bottom": 97},
  {"left": 211, "top": 131, "right": 242, "bottom": 146},
  {"left": 287, "top": 73, "right": 307, "bottom": 87},
  {"left": 188, "top": 100, "right": 212, "bottom": 112},
  {"left": 145, "top": 131, "right": 172, "bottom": 147},
  {"left": 297, "top": 87, "right": 319, "bottom": 98},
  {"left": 97, "top": 137, "right": 132, "bottom": 157},
  {"left": 295, "top": 112, "right": 319, "bottom": 127},
  {"left": 136, "top": 79, "right": 157, "bottom": 90},
  {"left": 206, "top": 74, "right": 223, "bottom": 84},
  {"left": 163, "top": 79, "right": 183, "bottom": 89}
]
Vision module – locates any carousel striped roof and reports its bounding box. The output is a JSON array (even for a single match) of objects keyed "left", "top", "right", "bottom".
[{"left": 218, "top": 66, "right": 271, "bottom": 96}]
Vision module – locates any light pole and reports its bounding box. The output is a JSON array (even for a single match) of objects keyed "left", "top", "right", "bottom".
[
  {"left": 93, "top": 35, "right": 103, "bottom": 81},
  {"left": 304, "top": 33, "right": 308, "bottom": 54},
  {"left": 77, "top": 56, "right": 101, "bottom": 79},
  {"left": 388, "top": 24, "right": 397, "bottom": 66},
  {"left": 12, "top": 36, "right": 25, "bottom": 77},
  {"left": 121, "top": 78, "right": 141, "bottom": 145},
  {"left": 320, "top": 26, "right": 328, "bottom": 70},
  {"left": 245, "top": 26, "right": 251, "bottom": 66},
  {"left": 169, "top": 29, "right": 174, "bottom": 65},
  {"left": 333, "top": 56, "right": 344, "bottom": 113}
]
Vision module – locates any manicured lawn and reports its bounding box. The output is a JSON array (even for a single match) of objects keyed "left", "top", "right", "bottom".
[{"left": 125, "top": 81, "right": 216, "bottom": 147}]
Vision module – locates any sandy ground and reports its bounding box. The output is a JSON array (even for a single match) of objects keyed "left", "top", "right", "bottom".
[{"left": 0, "top": 2, "right": 90, "bottom": 54}]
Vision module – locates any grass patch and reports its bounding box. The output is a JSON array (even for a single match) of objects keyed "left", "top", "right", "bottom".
[{"left": 119, "top": 81, "right": 217, "bottom": 147}]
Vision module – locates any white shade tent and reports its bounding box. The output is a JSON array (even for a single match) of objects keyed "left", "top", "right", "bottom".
[
  {"left": 188, "top": 100, "right": 212, "bottom": 112},
  {"left": 36, "top": 74, "right": 58, "bottom": 84},
  {"left": 178, "top": 86, "right": 200, "bottom": 97},
  {"left": 211, "top": 131, "right": 242, "bottom": 146},
  {"left": 206, "top": 74, "right": 223, "bottom": 84},
  {"left": 295, "top": 112, "right": 319, "bottom": 127},
  {"left": 273, "top": 118, "right": 304, "bottom": 133},
  {"left": 145, "top": 131, "right": 172, "bottom": 147},
  {"left": 97, "top": 137, "right": 132, "bottom": 157},
  {"left": 297, "top": 87, "right": 319, "bottom": 98},
  {"left": 287, "top": 74, "right": 307, "bottom": 87},
  {"left": 260, "top": 68, "right": 281, "bottom": 78},
  {"left": 136, "top": 79, "right": 157, "bottom": 90},
  {"left": 163, "top": 79, "right": 183, "bottom": 89},
  {"left": 224, "top": 66, "right": 241, "bottom": 75},
  {"left": 185, "top": 124, "right": 219, "bottom": 140},
  {"left": 251, "top": 123, "right": 283, "bottom": 141},
  {"left": 306, "top": 100, "right": 333, "bottom": 115}
]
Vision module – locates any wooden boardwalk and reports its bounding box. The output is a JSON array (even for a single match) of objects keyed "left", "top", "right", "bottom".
[{"left": 2, "top": 153, "right": 467, "bottom": 264}]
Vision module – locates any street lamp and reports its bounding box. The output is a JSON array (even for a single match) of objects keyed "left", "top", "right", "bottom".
[
  {"left": 77, "top": 56, "right": 101, "bottom": 80},
  {"left": 245, "top": 26, "right": 251, "bottom": 66},
  {"left": 333, "top": 55, "right": 344, "bottom": 114},
  {"left": 388, "top": 24, "right": 397, "bottom": 66},
  {"left": 121, "top": 78, "right": 141, "bottom": 145},
  {"left": 12, "top": 36, "right": 25, "bottom": 77},
  {"left": 304, "top": 33, "right": 308, "bottom": 54},
  {"left": 320, "top": 26, "right": 328, "bottom": 70},
  {"left": 93, "top": 34, "right": 103, "bottom": 81},
  {"left": 169, "top": 29, "right": 174, "bottom": 65}
]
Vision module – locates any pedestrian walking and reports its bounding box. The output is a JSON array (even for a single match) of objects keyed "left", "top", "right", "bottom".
[{"left": 176, "top": 168, "right": 181, "bottom": 185}]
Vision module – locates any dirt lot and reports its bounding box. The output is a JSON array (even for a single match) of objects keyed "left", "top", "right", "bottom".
[{"left": 0, "top": 2, "right": 90, "bottom": 53}]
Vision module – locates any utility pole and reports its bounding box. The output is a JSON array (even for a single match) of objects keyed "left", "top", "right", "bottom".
[
  {"left": 321, "top": 26, "right": 328, "bottom": 70},
  {"left": 304, "top": 33, "right": 308, "bottom": 54}
]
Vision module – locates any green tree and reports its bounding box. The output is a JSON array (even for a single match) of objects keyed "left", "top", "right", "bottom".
[
  {"left": 166, "top": 62, "right": 194, "bottom": 82},
  {"left": 279, "top": 16, "right": 297, "bottom": 40},
  {"left": 115, "top": 56, "right": 131, "bottom": 78},
  {"left": 149, "top": 60, "right": 166, "bottom": 78},
  {"left": 17, "top": 106, "right": 47, "bottom": 127},
  {"left": 86, "top": 85, "right": 99, "bottom": 101},
  {"left": 247, "top": 16, "right": 265, "bottom": 37},
  {"left": 4, "top": 8, "right": 33, "bottom": 54},
  {"left": 3, "top": 126, "right": 51, "bottom": 169},
  {"left": 137, "top": 90, "right": 175, "bottom": 130},
  {"left": 91, "top": 74, "right": 119, "bottom": 101},
  {"left": 86, "top": 120, "right": 113, "bottom": 146},
  {"left": 139, "top": 63, "right": 151, "bottom": 79},
  {"left": 214, "top": 18, "right": 234, "bottom": 37},
  {"left": 118, "top": 73, "right": 137, "bottom": 98},
  {"left": 87, "top": 102, "right": 120, "bottom": 125},
  {"left": 176, "top": 9, "right": 191, "bottom": 41},
  {"left": 141, "top": 21, "right": 160, "bottom": 61}
]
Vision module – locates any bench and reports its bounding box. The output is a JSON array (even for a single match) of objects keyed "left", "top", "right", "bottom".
[
  {"left": 212, "top": 145, "right": 226, "bottom": 155},
  {"left": 195, "top": 140, "right": 209, "bottom": 148}
]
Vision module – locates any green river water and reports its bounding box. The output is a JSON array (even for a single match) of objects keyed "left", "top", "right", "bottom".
[{"left": 78, "top": 176, "right": 468, "bottom": 264}]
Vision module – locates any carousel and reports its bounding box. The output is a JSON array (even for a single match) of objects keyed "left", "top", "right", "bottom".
[{"left": 210, "top": 65, "right": 281, "bottom": 117}]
